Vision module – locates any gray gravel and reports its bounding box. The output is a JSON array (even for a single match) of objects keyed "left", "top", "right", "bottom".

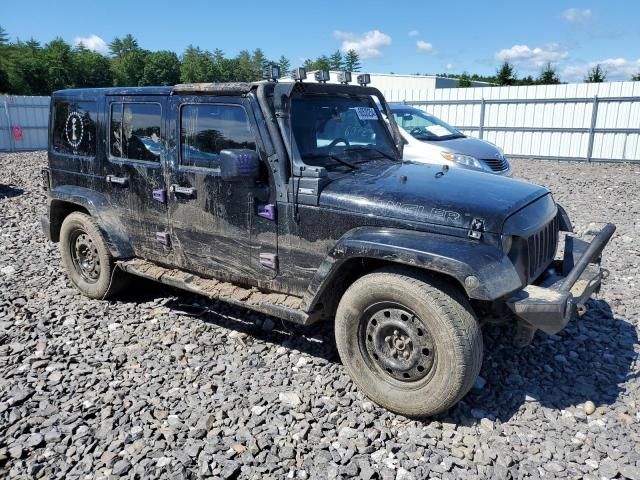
[{"left": 1, "top": 152, "right": 639, "bottom": 479}]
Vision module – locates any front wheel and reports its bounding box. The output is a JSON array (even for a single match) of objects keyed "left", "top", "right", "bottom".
[{"left": 335, "top": 268, "right": 483, "bottom": 417}]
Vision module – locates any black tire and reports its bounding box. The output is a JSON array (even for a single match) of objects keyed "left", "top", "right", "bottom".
[
  {"left": 335, "top": 268, "right": 483, "bottom": 417},
  {"left": 59, "top": 212, "right": 129, "bottom": 299}
]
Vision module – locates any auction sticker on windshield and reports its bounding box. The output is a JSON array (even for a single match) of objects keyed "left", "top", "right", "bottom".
[
  {"left": 426, "top": 125, "right": 451, "bottom": 137},
  {"left": 354, "top": 107, "right": 378, "bottom": 121}
]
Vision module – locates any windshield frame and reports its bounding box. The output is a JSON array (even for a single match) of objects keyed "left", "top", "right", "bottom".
[
  {"left": 289, "top": 92, "right": 401, "bottom": 174},
  {"left": 391, "top": 106, "right": 465, "bottom": 141}
]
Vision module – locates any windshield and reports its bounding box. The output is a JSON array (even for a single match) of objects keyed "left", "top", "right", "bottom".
[
  {"left": 291, "top": 94, "right": 398, "bottom": 172},
  {"left": 392, "top": 108, "right": 464, "bottom": 141}
]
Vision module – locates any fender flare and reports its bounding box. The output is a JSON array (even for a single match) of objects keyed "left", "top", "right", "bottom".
[
  {"left": 301, "top": 227, "right": 522, "bottom": 312},
  {"left": 48, "top": 186, "right": 134, "bottom": 258}
]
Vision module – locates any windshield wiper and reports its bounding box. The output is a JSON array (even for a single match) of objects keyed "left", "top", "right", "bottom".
[
  {"left": 302, "top": 153, "right": 357, "bottom": 170},
  {"left": 345, "top": 145, "right": 396, "bottom": 162}
]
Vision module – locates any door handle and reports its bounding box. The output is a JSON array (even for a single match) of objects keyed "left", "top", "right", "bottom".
[
  {"left": 170, "top": 184, "right": 197, "bottom": 197},
  {"left": 106, "top": 175, "right": 128, "bottom": 186}
]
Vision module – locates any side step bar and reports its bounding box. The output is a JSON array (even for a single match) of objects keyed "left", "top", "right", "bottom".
[{"left": 117, "top": 259, "right": 312, "bottom": 326}]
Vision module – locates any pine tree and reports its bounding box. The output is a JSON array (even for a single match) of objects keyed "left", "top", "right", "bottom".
[
  {"left": 0, "top": 25, "right": 9, "bottom": 45},
  {"left": 329, "top": 50, "right": 343, "bottom": 71},
  {"left": 585, "top": 64, "right": 606, "bottom": 83},
  {"left": 496, "top": 61, "right": 516, "bottom": 86},
  {"left": 537, "top": 62, "right": 560, "bottom": 84},
  {"left": 457, "top": 72, "right": 472, "bottom": 88},
  {"left": 277, "top": 56, "right": 290, "bottom": 77},
  {"left": 344, "top": 49, "right": 361, "bottom": 72}
]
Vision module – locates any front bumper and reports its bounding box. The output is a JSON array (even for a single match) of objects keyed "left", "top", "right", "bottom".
[{"left": 506, "top": 223, "right": 615, "bottom": 334}]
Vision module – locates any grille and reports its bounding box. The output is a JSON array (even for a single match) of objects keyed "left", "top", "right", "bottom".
[
  {"left": 526, "top": 215, "right": 559, "bottom": 281},
  {"left": 483, "top": 157, "right": 509, "bottom": 172}
]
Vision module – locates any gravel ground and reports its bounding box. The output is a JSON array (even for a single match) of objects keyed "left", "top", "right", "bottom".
[{"left": 1, "top": 152, "right": 639, "bottom": 480}]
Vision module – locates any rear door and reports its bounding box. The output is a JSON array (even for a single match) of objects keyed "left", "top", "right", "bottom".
[
  {"left": 104, "top": 95, "right": 171, "bottom": 263},
  {"left": 166, "top": 95, "right": 278, "bottom": 282}
]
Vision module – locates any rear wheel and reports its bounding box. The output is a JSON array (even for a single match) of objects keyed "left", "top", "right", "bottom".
[
  {"left": 335, "top": 268, "right": 483, "bottom": 417},
  {"left": 59, "top": 212, "right": 129, "bottom": 299}
]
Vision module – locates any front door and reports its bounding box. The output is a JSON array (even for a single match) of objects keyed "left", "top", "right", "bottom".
[
  {"left": 166, "top": 96, "right": 278, "bottom": 284},
  {"left": 103, "top": 95, "right": 171, "bottom": 264}
]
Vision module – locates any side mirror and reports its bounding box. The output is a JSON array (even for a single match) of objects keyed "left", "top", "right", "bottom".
[{"left": 219, "top": 149, "right": 260, "bottom": 182}]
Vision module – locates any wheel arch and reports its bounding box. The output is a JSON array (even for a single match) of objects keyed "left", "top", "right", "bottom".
[
  {"left": 302, "top": 226, "right": 523, "bottom": 320},
  {"left": 47, "top": 186, "right": 134, "bottom": 258}
]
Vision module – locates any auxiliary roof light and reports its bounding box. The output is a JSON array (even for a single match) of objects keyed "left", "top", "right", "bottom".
[
  {"left": 291, "top": 67, "right": 307, "bottom": 82},
  {"left": 314, "top": 70, "right": 331, "bottom": 83},
  {"left": 357, "top": 74, "right": 371, "bottom": 86},
  {"left": 262, "top": 64, "right": 281, "bottom": 82},
  {"left": 337, "top": 71, "right": 352, "bottom": 84}
]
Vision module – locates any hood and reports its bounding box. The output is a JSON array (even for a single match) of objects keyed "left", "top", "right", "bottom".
[
  {"left": 319, "top": 161, "right": 549, "bottom": 233},
  {"left": 425, "top": 136, "right": 500, "bottom": 159}
]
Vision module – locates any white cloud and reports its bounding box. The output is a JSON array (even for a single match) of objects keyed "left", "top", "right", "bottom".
[
  {"left": 495, "top": 43, "right": 568, "bottom": 69},
  {"left": 334, "top": 30, "right": 392, "bottom": 59},
  {"left": 416, "top": 41, "right": 433, "bottom": 53},
  {"left": 562, "top": 57, "right": 640, "bottom": 81},
  {"left": 446, "top": 63, "right": 453, "bottom": 70},
  {"left": 73, "top": 34, "right": 108, "bottom": 54},
  {"left": 562, "top": 8, "right": 592, "bottom": 23},
  {"left": 408, "top": 30, "right": 419, "bottom": 37}
]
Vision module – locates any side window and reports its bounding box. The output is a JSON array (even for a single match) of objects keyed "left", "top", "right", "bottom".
[
  {"left": 180, "top": 104, "right": 256, "bottom": 169},
  {"left": 110, "top": 102, "right": 161, "bottom": 162},
  {"left": 52, "top": 101, "right": 97, "bottom": 156}
]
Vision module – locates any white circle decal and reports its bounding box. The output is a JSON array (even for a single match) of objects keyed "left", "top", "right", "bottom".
[{"left": 65, "top": 111, "right": 84, "bottom": 149}]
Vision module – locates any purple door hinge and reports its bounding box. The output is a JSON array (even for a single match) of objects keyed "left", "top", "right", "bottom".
[
  {"left": 257, "top": 204, "right": 276, "bottom": 221},
  {"left": 156, "top": 232, "right": 171, "bottom": 247},
  {"left": 153, "top": 189, "right": 167, "bottom": 204},
  {"left": 259, "top": 253, "right": 278, "bottom": 270}
]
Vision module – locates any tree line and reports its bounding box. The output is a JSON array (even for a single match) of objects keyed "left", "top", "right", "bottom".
[
  {"left": 436, "top": 61, "right": 640, "bottom": 87},
  {"left": 0, "top": 27, "right": 363, "bottom": 95},
  {"left": 1, "top": 25, "right": 638, "bottom": 95}
]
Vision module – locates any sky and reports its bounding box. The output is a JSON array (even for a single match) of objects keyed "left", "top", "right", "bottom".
[{"left": 2, "top": 0, "right": 640, "bottom": 82}]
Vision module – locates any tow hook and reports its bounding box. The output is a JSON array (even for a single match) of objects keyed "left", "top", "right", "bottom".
[
  {"left": 513, "top": 320, "right": 537, "bottom": 348},
  {"left": 577, "top": 304, "right": 587, "bottom": 317}
]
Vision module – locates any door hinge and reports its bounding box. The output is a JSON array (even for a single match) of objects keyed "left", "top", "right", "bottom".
[
  {"left": 156, "top": 232, "right": 171, "bottom": 247},
  {"left": 153, "top": 189, "right": 167, "bottom": 203},
  {"left": 257, "top": 204, "right": 277, "bottom": 221},
  {"left": 259, "top": 253, "right": 278, "bottom": 270}
]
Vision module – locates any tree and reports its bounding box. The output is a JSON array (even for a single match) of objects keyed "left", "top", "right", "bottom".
[
  {"left": 329, "top": 50, "right": 344, "bottom": 71},
  {"left": 179, "top": 46, "right": 214, "bottom": 83},
  {"left": 142, "top": 50, "right": 180, "bottom": 85},
  {"left": 457, "top": 72, "right": 472, "bottom": 88},
  {"left": 109, "top": 34, "right": 139, "bottom": 59},
  {"left": 72, "top": 44, "right": 113, "bottom": 88},
  {"left": 344, "top": 49, "right": 361, "bottom": 72},
  {"left": 277, "top": 56, "right": 290, "bottom": 77},
  {"left": 8, "top": 40, "right": 49, "bottom": 95},
  {"left": 496, "top": 61, "right": 516, "bottom": 86},
  {"left": 631, "top": 72, "right": 640, "bottom": 81},
  {"left": 585, "top": 64, "right": 606, "bottom": 83},
  {"left": 112, "top": 50, "right": 148, "bottom": 86},
  {"left": 0, "top": 25, "right": 9, "bottom": 45},
  {"left": 537, "top": 62, "right": 560, "bottom": 84},
  {"left": 44, "top": 38, "right": 73, "bottom": 92}
]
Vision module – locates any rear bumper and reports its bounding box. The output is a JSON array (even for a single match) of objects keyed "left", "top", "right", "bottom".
[{"left": 506, "top": 223, "right": 615, "bottom": 334}]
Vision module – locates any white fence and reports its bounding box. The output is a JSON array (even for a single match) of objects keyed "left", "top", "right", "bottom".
[
  {"left": 0, "top": 95, "right": 50, "bottom": 152},
  {"left": 383, "top": 81, "right": 640, "bottom": 163}
]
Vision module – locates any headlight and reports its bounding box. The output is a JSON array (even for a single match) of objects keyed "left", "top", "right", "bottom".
[{"left": 440, "top": 151, "right": 484, "bottom": 170}]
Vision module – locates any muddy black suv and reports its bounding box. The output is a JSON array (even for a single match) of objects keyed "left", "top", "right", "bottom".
[{"left": 41, "top": 69, "right": 615, "bottom": 417}]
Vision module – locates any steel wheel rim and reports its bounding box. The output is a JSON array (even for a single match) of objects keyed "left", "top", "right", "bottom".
[
  {"left": 358, "top": 302, "right": 436, "bottom": 383},
  {"left": 69, "top": 229, "right": 101, "bottom": 283}
]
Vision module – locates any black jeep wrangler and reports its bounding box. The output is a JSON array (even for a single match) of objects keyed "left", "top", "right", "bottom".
[{"left": 41, "top": 72, "right": 615, "bottom": 417}]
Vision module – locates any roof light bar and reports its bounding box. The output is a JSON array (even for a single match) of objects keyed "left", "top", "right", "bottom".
[
  {"left": 262, "top": 64, "right": 281, "bottom": 82},
  {"left": 337, "top": 71, "right": 352, "bottom": 84},
  {"left": 314, "top": 70, "right": 331, "bottom": 83},
  {"left": 291, "top": 67, "right": 307, "bottom": 82},
  {"left": 357, "top": 74, "right": 371, "bottom": 86}
]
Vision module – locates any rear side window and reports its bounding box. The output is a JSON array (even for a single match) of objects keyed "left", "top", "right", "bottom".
[
  {"left": 180, "top": 104, "right": 256, "bottom": 169},
  {"left": 52, "top": 101, "right": 97, "bottom": 157},
  {"left": 110, "top": 102, "right": 161, "bottom": 162}
]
